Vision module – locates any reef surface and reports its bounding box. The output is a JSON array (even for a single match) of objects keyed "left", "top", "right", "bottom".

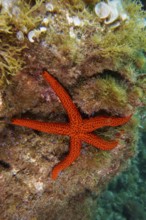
[{"left": 0, "top": 0, "right": 146, "bottom": 219}]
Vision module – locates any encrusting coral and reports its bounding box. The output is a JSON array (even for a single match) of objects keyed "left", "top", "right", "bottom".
[{"left": 0, "top": 0, "right": 146, "bottom": 219}]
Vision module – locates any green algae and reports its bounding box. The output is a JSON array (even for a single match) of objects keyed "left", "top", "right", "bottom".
[
  {"left": 89, "top": 0, "right": 146, "bottom": 73},
  {"left": 91, "top": 0, "right": 146, "bottom": 65},
  {"left": 1, "top": 0, "right": 146, "bottom": 85},
  {"left": 0, "top": 0, "right": 43, "bottom": 85},
  {"left": 0, "top": 42, "right": 24, "bottom": 84}
]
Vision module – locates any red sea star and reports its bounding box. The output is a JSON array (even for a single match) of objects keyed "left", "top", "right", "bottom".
[{"left": 12, "top": 71, "right": 131, "bottom": 180}]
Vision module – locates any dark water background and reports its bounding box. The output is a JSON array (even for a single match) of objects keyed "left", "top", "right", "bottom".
[{"left": 141, "top": 0, "right": 146, "bottom": 10}]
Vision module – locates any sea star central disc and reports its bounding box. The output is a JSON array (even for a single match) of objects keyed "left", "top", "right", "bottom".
[{"left": 12, "top": 71, "right": 131, "bottom": 180}]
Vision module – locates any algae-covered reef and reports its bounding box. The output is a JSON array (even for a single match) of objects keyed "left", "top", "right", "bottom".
[{"left": 0, "top": 0, "right": 146, "bottom": 219}]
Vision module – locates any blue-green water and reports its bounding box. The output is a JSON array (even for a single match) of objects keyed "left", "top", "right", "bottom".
[{"left": 94, "top": 131, "right": 146, "bottom": 220}]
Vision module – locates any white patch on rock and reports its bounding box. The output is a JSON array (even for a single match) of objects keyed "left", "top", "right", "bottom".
[
  {"left": 16, "top": 31, "right": 24, "bottom": 41},
  {"left": 28, "top": 27, "right": 47, "bottom": 43},
  {"left": 45, "top": 3, "right": 54, "bottom": 12},
  {"left": 95, "top": 0, "right": 129, "bottom": 28}
]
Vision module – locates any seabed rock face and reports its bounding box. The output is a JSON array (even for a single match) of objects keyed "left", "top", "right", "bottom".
[
  {"left": 0, "top": 0, "right": 146, "bottom": 219},
  {"left": 0, "top": 124, "right": 136, "bottom": 220}
]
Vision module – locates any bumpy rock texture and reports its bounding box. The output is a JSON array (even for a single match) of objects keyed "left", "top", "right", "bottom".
[{"left": 0, "top": 0, "right": 146, "bottom": 219}]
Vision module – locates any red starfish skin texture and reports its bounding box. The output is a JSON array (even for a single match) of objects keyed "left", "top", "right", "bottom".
[{"left": 12, "top": 71, "right": 131, "bottom": 180}]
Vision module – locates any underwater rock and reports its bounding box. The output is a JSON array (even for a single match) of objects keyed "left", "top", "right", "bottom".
[{"left": 0, "top": 0, "right": 146, "bottom": 219}]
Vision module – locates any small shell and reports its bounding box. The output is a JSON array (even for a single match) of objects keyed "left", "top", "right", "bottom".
[
  {"left": 66, "top": 14, "right": 82, "bottom": 26},
  {"left": 28, "top": 30, "right": 37, "bottom": 43},
  {"left": 42, "top": 17, "right": 50, "bottom": 26},
  {"left": 108, "top": 21, "right": 121, "bottom": 29},
  {"left": 45, "top": 3, "right": 54, "bottom": 12},
  {"left": 95, "top": 2, "right": 111, "bottom": 19},
  {"left": 39, "top": 27, "right": 47, "bottom": 32},
  {"left": 28, "top": 27, "right": 47, "bottom": 43},
  {"left": 73, "top": 16, "right": 81, "bottom": 26},
  {"left": 16, "top": 31, "right": 24, "bottom": 41},
  {"left": 95, "top": 0, "right": 129, "bottom": 28},
  {"left": 104, "top": 7, "right": 119, "bottom": 24},
  {"left": 120, "top": 13, "right": 129, "bottom": 21}
]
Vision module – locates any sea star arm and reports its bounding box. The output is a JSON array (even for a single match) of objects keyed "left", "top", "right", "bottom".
[
  {"left": 51, "top": 136, "right": 81, "bottom": 180},
  {"left": 12, "top": 119, "right": 70, "bottom": 135},
  {"left": 42, "top": 71, "right": 82, "bottom": 125},
  {"left": 81, "top": 133, "right": 118, "bottom": 150},
  {"left": 81, "top": 115, "right": 131, "bottom": 133},
  {"left": 9, "top": 71, "right": 132, "bottom": 180}
]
